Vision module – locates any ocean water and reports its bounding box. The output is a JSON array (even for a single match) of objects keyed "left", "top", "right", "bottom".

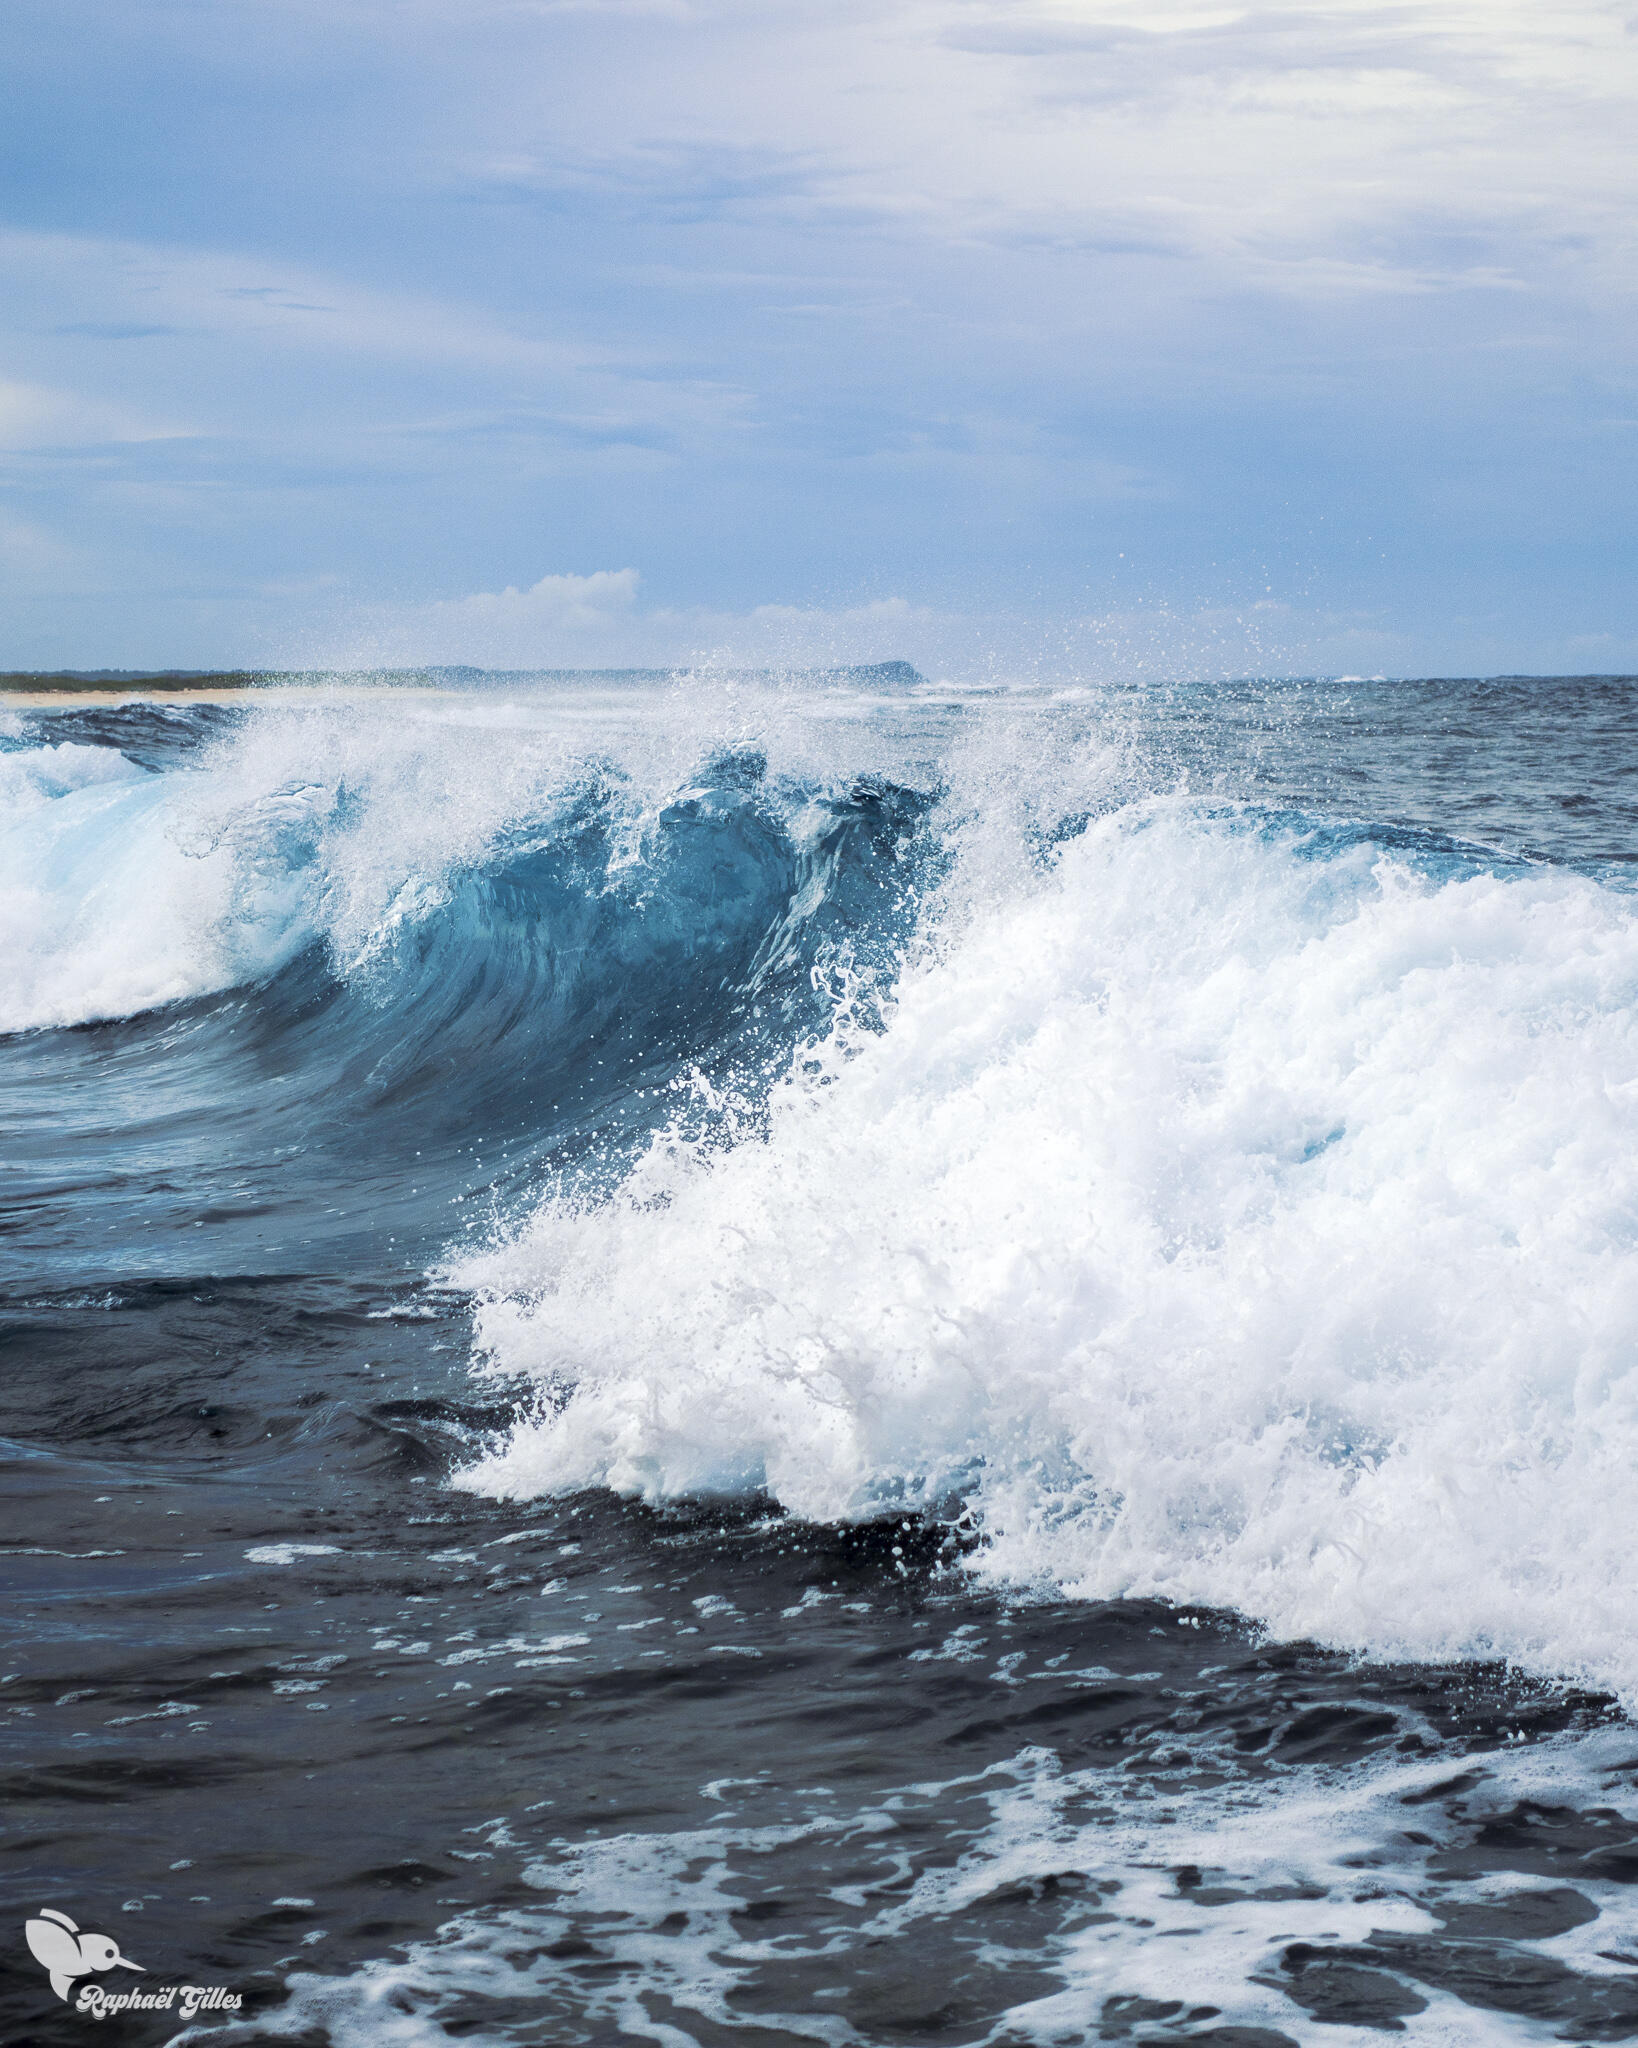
[{"left": 5, "top": 670, "right": 1638, "bottom": 2046}]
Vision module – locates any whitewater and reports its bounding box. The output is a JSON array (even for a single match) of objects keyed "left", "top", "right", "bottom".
[
  {"left": 7, "top": 669, "right": 1638, "bottom": 2047},
  {"left": 460, "top": 786, "right": 1638, "bottom": 1694}
]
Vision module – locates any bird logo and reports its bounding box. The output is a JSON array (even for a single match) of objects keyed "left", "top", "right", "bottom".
[{"left": 24, "top": 1908, "right": 145, "bottom": 2003}]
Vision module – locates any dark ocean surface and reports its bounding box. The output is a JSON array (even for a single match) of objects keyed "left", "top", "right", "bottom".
[{"left": 5, "top": 672, "right": 1638, "bottom": 2046}]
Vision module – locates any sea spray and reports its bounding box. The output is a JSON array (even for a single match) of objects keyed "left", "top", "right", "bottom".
[{"left": 455, "top": 795, "right": 1638, "bottom": 1699}]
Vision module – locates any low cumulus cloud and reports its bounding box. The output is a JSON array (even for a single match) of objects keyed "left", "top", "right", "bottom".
[
  {"left": 419, "top": 567, "right": 643, "bottom": 660},
  {"left": 334, "top": 570, "right": 950, "bottom": 671}
]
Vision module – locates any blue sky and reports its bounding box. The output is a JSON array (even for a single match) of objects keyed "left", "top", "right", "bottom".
[{"left": 3, "top": 0, "right": 1636, "bottom": 676}]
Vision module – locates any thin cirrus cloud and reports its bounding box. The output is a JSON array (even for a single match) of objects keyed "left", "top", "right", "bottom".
[
  {"left": 0, "top": 228, "right": 566, "bottom": 372},
  {"left": 0, "top": 374, "right": 181, "bottom": 451},
  {"left": 475, "top": 0, "right": 1629, "bottom": 279},
  {"left": 1, "top": 0, "right": 1636, "bottom": 671}
]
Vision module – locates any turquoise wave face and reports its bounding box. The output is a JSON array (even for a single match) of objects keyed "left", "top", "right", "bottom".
[{"left": 0, "top": 699, "right": 938, "bottom": 1280}]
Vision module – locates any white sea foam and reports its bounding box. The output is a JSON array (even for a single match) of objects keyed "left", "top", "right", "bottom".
[
  {"left": 455, "top": 781, "right": 1638, "bottom": 1701},
  {"left": 0, "top": 704, "right": 614, "bottom": 1034},
  {"left": 170, "top": 1726, "right": 1638, "bottom": 2046},
  {"left": 0, "top": 734, "right": 325, "bottom": 1034}
]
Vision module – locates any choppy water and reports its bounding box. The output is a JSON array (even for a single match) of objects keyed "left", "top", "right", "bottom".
[{"left": 5, "top": 670, "right": 1638, "bottom": 2046}]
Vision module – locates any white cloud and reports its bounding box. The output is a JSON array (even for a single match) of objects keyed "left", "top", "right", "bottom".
[
  {"left": 423, "top": 567, "right": 642, "bottom": 657},
  {"left": 336, "top": 568, "right": 641, "bottom": 667},
  {"left": 465, "top": 0, "right": 1638, "bottom": 307}
]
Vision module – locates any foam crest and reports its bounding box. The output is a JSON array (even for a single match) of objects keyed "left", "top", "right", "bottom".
[
  {"left": 455, "top": 794, "right": 1638, "bottom": 1699},
  {"left": 0, "top": 738, "right": 310, "bottom": 1034},
  {"left": 0, "top": 683, "right": 953, "bottom": 1036}
]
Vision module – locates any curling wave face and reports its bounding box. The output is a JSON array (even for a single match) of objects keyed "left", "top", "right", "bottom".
[{"left": 0, "top": 687, "right": 935, "bottom": 1274}]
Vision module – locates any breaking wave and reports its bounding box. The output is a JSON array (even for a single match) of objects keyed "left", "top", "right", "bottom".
[
  {"left": 10, "top": 682, "right": 1638, "bottom": 1699},
  {"left": 448, "top": 724, "right": 1638, "bottom": 1701}
]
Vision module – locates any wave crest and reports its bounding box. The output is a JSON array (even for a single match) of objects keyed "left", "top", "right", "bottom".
[{"left": 453, "top": 797, "right": 1638, "bottom": 1700}]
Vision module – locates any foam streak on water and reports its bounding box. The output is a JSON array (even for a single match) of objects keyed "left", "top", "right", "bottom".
[{"left": 176, "top": 1723, "right": 1638, "bottom": 2048}]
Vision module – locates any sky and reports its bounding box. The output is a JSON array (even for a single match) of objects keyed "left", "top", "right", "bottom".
[{"left": 2, "top": 0, "right": 1637, "bottom": 678}]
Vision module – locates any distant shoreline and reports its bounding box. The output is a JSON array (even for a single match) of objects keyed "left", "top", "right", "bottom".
[
  {"left": 0, "top": 674, "right": 450, "bottom": 710},
  {"left": 0, "top": 673, "right": 288, "bottom": 708},
  {"left": 0, "top": 661, "right": 930, "bottom": 708},
  {"left": 0, "top": 670, "right": 278, "bottom": 705}
]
